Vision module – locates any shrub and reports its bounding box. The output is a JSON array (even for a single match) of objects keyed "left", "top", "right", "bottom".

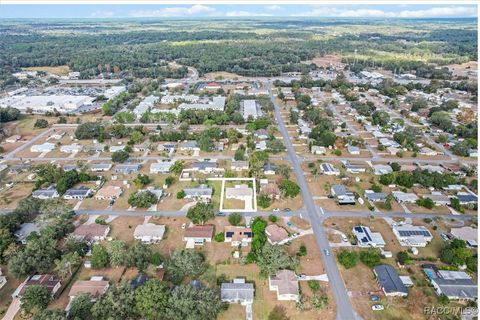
[
  {"left": 214, "top": 232, "right": 225, "bottom": 242},
  {"left": 268, "top": 215, "right": 278, "bottom": 223},
  {"left": 308, "top": 280, "right": 319, "bottom": 292}
]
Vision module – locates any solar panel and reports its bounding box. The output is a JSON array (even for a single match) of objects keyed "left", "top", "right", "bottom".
[{"left": 398, "top": 230, "right": 431, "bottom": 237}]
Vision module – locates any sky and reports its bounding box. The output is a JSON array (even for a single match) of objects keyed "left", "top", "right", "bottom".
[{"left": 0, "top": 4, "right": 477, "bottom": 19}]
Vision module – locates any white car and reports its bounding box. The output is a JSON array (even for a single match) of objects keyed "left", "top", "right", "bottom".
[
  {"left": 273, "top": 208, "right": 280, "bottom": 212},
  {"left": 372, "top": 305, "right": 384, "bottom": 311},
  {"left": 181, "top": 223, "right": 186, "bottom": 229}
]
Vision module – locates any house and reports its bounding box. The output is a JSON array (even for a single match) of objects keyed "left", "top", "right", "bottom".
[
  {"left": 191, "top": 161, "right": 220, "bottom": 174},
  {"left": 373, "top": 164, "right": 393, "bottom": 175},
  {"left": 392, "top": 224, "right": 432, "bottom": 247},
  {"left": 373, "top": 265, "right": 408, "bottom": 297},
  {"left": 73, "top": 224, "right": 110, "bottom": 243},
  {"left": 14, "top": 222, "right": 46, "bottom": 244},
  {"left": 115, "top": 164, "right": 141, "bottom": 174},
  {"left": 419, "top": 147, "right": 438, "bottom": 156},
  {"left": 85, "top": 144, "right": 105, "bottom": 153},
  {"left": 13, "top": 274, "right": 61, "bottom": 298},
  {"left": 68, "top": 277, "right": 109, "bottom": 300},
  {"left": 269, "top": 270, "right": 299, "bottom": 301},
  {"left": 32, "top": 185, "right": 60, "bottom": 199},
  {"left": 352, "top": 226, "right": 386, "bottom": 247},
  {"left": 178, "top": 96, "right": 225, "bottom": 111},
  {"left": 179, "top": 140, "right": 199, "bottom": 151},
  {"left": 255, "top": 140, "right": 267, "bottom": 151},
  {"left": 150, "top": 161, "right": 173, "bottom": 174},
  {"left": 423, "top": 266, "right": 477, "bottom": 301},
  {"left": 231, "top": 161, "right": 249, "bottom": 171},
  {"left": 419, "top": 164, "right": 444, "bottom": 174},
  {"left": 262, "top": 162, "right": 277, "bottom": 175},
  {"left": 204, "top": 82, "right": 222, "bottom": 91},
  {"left": 330, "top": 184, "right": 355, "bottom": 205},
  {"left": 225, "top": 185, "right": 253, "bottom": 201},
  {"left": 260, "top": 182, "right": 281, "bottom": 200},
  {"left": 342, "top": 161, "right": 366, "bottom": 174},
  {"left": 392, "top": 191, "right": 419, "bottom": 204},
  {"left": 90, "top": 163, "right": 112, "bottom": 172},
  {"left": 30, "top": 142, "right": 56, "bottom": 153},
  {"left": 241, "top": 100, "right": 261, "bottom": 120},
  {"left": 224, "top": 226, "right": 253, "bottom": 246},
  {"left": 183, "top": 185, "right": 213, "bottom": 201},
  {"left": 134, "top": 95, "right": 159, "bottom": 118},
  {"left": 456, "top": 192, "right": 478, "bottom": 205},
  {"left": 158, "top": 142, "right": 176, "bottom": 153},
  {"left": 109, "top": 145, "right": 126, "bottom": 152},
  {"left": 364, "top": 190, "right": 387, "bottom": 202},
  {"left": 183, "top": 225, "right": 214, "bottom": 248},
  {"left": 133, "top": 144, "right": 149, "bottom": 152},
  {"left": 134, "top": 223, "right": 166, "bottom": 244},
  {"left": 424, "top": 192, "right": 450, "bottom": 206},
  {"left": 9, "top": 164, "right": 31, "bottom": 175},
  {"left": 221, "top": 278, "right": 254, "bottom": 304},
  {"left": 386, "top": 146, "right": 400, "bottom": 155},
  {"left": 347, "top": 145, "right": 360, "bottom": 155},
  {"left": 320, "top": 163, "right": 340, "bottom": 176},
  {"left": 311, "top": 146, "right": 326, "bottom": 155},
  {"left": 64, "top": 186, "right": 92, "bottom": 200},
  {"left": 450, "top": 226, "right": 478, "bottom": 247},
  {"left": 60, "top": 143, "right": 84, "bottom": 153},
  {"left": 5, "top": 135, "right": 21, "bottom": 143},
  {"left": 95, "top": 185, "right": 123, "bottom": 200},
  {"left": 265, "top": 224, "right": 289, "bottom": 245}
]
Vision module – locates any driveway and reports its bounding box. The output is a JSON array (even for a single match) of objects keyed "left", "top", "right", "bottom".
[{"left": 2, "top": 298, "right": 20, "bottom": 320}]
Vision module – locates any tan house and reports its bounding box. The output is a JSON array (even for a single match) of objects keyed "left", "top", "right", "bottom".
[
  {"left": 95, "top": 185, "right": 123, "bottom": 200},
  {"left": 269, "top": 270, "right": 300, "bottom": 301},
  {"left": 72, "top": 224, "right": 110, "bottom": 243},
  {"left": 224, "top": 226, "right": 253, "bottom": 247},
  {"left": 265, "top": 224, "right": 289, "bottom": 245},
  {"left": 69, "top": 278, "right": 109, "bottom": 299},
  {"left": 183, "top": 225, "right": 214, "bottom": 248}
]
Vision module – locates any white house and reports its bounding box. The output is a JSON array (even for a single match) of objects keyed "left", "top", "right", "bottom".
[
  {"left": 30, "top": 143, "right": 55, "bottom": 153},
  {"left": 150, "top": 161, "right": 173, "bottom": 174},
  {"left": 133, "top": 224, "right": 165, "bottom": 244},
  {"left": 60, "top": 143, "right": 84, "bottom": 153}
]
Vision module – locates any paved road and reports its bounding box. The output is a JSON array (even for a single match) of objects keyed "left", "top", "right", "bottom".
[
  {"left": 320, "top": 209, "right": 477, "bottom": 222},
  {"left": 266, "top": 81, "right": 360, "bottom": 320}
]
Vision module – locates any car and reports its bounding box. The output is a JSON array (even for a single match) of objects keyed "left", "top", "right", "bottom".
[
  {"left": 441, "top": 233, "right": 449, "bottom": 241},
  {"left": 283, "top": 208, "right": 291, "bottom": 212},
  {"left": 181, "top": 223, "right": 186, "bottom": 229},
  {"left": 341, "top": 235, "right": 348, "bottom": 242},
  {"left": 216, "top": 212, "right": 226, "bottom": 216},
  {"left": 370, "top": 295, "right": 380, "bottom": 302},
  {"left": 273, "top": 208, "right": 280, "bottom": 212},
  {"left": 324, "top": 249, "right": 330, "bottom": 256},
  {"left": 372, "top": 304, "right": 384, "bottom": 311},
  {"left": 286, "top": 222, "right": 293, "bottom": 228},
  {"left": 292, "top": 233, "right": 300, "bottom": 238}
]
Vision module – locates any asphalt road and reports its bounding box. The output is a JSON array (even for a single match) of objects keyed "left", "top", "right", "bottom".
[{"left": 266, "top": 81, "right": 360, "bottom": 320}]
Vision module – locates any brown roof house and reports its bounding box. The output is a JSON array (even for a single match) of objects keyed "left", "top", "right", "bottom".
[
  {"left": 260, "top": 182, "right": 281, "bottom": 200},
  {"left": 183, "top": 225, "right": 214, "bottom": 248},
  {"left": 73, "top": 224, "right": 110, "bottom": 244},
  {"left": 69, "top": 277, "right": 109, "bottom": 299},
  {"left": 265, "top": 224, "right": 289, "bottom": 245},
  {"left": 95, "top": 185, "right": 123, "bottom": 200},
  {"left": 224, "top": 226, "right": 253, "bottom": 247},
  {"left": 269, "top": 270, "right": 300, "bottom": 301},
  {"left": 13, "top": 274, "right": 61, "bottom": 298}
]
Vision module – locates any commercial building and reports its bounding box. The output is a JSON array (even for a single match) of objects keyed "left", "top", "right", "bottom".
[
  {"left": 134, "top": 95, "right": 160, "bottom": 118},
  {"left": 0, "top": 95, "right": 95, "bottom": 113}
]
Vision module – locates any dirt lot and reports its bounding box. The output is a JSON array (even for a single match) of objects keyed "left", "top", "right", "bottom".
[{"left": 23, "top": 65, "right": 70, "bottom": 75}]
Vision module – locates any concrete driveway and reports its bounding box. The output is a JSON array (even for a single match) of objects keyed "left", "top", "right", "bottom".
[{"left": 2, "top": 298, "right": 20, "bottom": 320}]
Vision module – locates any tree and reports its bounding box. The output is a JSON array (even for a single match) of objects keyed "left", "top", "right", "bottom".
[
  {"left": 0, "top": 107, "right": 21, "bottom": 122},
  {"left": 279, "top": 179, "right": 300, "bottom": 198},
  {"left": 214, "top": 232, "right": 224, "bottom": 242},
  {"left": 34, "top": 119, "right": 49, "bottom": 128},
  {"left": 359, "top": 248, "right": 382, "bottom": 268},
  {"left": 133, "top": 174, "right": 152, "bottom": 187},
  {"left": 390, "top": 162, "right": 401, "bottom": 172},
  {"left": 165, "top": 285, "right": 223, "bottom": 320},
  {"left": 54, "top": 252, "right": 81, "bottom": 279},
  {"left": 69, "top": 293, "right": 94, "bottom": 320},
  {"left": 111, "top": 150, "right": 129, "bottom": 163},
  {"left": 396, "top": 251, "right": 412, "bottom": 265},
  {"left": 371, "top": 111, "right": 390, "bottom": 126},
  {"left": 21, "top": 285, "right": 51, "bottom": 312},
  {"left": 234, "top": 148, "right": 245, "bottom": 161},
  {"left": 267, "top": 139, "right": 285, "bottom": 153},
  {"left": 256, "top": 243, "right": 298, "bottom": 277},
  {"left": 308, "top": 280, "right": 319, "bottom": 292},
  {"left": 128, "top": 191, "right": 158, "bottom": 208},
  {"left": 337, "top": 250, "right": 358, "bottom": 269},
  {"left": 311, "top": 295, "right": 328, "bottom": 310},
  {"left": 228, "top": 213, "right": 242, "bottom": 226},
  {"left": 75, "top": 122, "right": 104, "bottom": 140},
  {"left": 416, "top": 197, "right": 435, "bottom": 209},
  {"left": 126, "top": 241, "right": 152, "bottom": 271},
  {"left": 106, "top": 240, "right": 127, "bottom": 267},
  {"left": 276, "top": 165, "right": 291, "bottom": 179},
  {"left": 164, "top": 176, "right": 175, "bottom": 187},
  {"left": 91, "top": 244, "right": 108, "bottom": 269},
  {"left": 166, "top": 249, "right": 206, "bottom": 284},
  {"left": 8, "top": 236, "right": 58, "bottom": 278},
  {"left": 268, "top": 305, "right": 290, "bottom": 320},
  {"left": 31, "top": 309, "right": 66, "bottom": 320},
  {"left": 170, "top": 160, "right": 184, "bottom": 175},
  {"left": 135, "top": 280, "right": 170, "bottom": 319},
  {"left": 92, "top": 284, "right": 137, "bottom": 319},
  {"left": 187, "top": 202, "right": 214, "bottom": 224},
  {"left": 258, "top": 193, "right": 272, "bottom": 208}
]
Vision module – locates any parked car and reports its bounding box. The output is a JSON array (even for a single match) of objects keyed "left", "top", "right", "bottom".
[
  {"left": 283, "top": 208, "right": 291, "bottom": 212},
  {"left": 324, "top": 249, "right": 330, "bottom": 256},
  {"left": 286, "top": 222, "right": 293, "bottom": 228},
  {"left": 181, "top": 223, "right": 186, "bottom": 229},
  {"left": 216, "top": 212, "right": 226, "bottom": 216},
  {"left": 273, "top": 208, "right": 280, "bottom": 212},
  {"left": 370, "top": 295, "right": 380, "bottom": 302},
  {"left": 441, "top": 233, "right": 449, "bottom": 241},
  {"left": 372, "top": 304, "right": 384, "bottom": 311},
  {"left": 341, "top": 235, "right": 348, "bottom": 242}
]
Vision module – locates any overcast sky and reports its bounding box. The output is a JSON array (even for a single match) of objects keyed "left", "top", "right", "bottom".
[{"left": 0, "top": 4, "right": 477, "bottom": 19}]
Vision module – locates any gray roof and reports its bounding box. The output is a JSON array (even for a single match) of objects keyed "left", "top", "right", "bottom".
[
  {"left": 90, "top": 163, "right": 111, "bottom": 170},
  {"left": 221, "top": 282, "right": 254, "bottom": 301},
  {"left": 263, "top": 162, "right": 277, "bottom": 172},
  {"left": 64, "top": 186, "right": 91, "bottom": 197},
  {"left": 115, "top": 164, "right": 141, "bottom": 172},
  {"left": 457, "top": 194, "right": 477, "bottom": 204},
  {"left": 424, "top": 268, "right": 478, "bottom": 300},
  {"left": 331, "top": 184, "right": 352, "bottom": 197},
  {"left": 180, "top": 140, "right": 198, "bottom": 149},
  {"left": 63, "top": 165, "right": 78, "bottom": 172},
  {"left": 373, "top": 264, "right": 408, "bottom": 295},
  {"left": 184, "top": 185, "right": 213, "bottom": 197},
  {"left": 365, "top": 192, "right": 387, "bottom": 201},
  {"left": 192, "top": 161, "right": 217, "bottom": 170}
]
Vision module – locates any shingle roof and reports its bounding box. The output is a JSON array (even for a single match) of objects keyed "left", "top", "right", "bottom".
[
  {"left": 221, "top": 282, "right": 254, "bottom": 301},
  {"left": 373, "top": 264, "right": 407, "bottom": 295}
]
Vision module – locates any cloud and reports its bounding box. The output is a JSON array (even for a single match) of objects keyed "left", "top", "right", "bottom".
[
  {"left": 265, "top": 5, "right": 282, "bottom": 11},
  {"left": 292, "top": 6, "right": 477, "bottom": 18},
  {"left": 130, "top": 5, "right": 216, "bottom": 17},
  {"left": 226, "top": 11, "right": 272, "bottom": 17},
  {"left": 90, "top": 10, "right": 114, "bottom": 18}
]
